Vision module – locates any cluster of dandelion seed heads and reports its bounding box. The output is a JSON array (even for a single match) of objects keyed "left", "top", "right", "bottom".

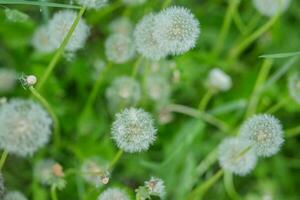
[
  {"left": 252, "top": 0, "right": 291, "bottom": 17},
  {"left": 105, "top": 34, "right": 135, "bottom": 63},
  {"left": 48, "top": 10, "right": 90, "bottom": 52},
  {"left": 208, "top": 68, "right": 232, "bottom": 92},
  {"left": 122, "top": 0, "right": 147, "bottom": 6},
  {"left": 0, "top": 68, "right": 17, "bottom": 93},
  {"left": 0, "top": 99, "right": 52, "bottom": 157},
  {"left": 4, "top": 191, "right": 28, "bottom": 200},
  {"left": 105, "top": 76, "right": 141, "bottom": 113},
  {"left": 240, "top": 114, "right": 284, "bottom": 157},
  {"left": 81, "top": 157, "right": 110, "bottom": 187},
  {"left": 0, "top": 173, "right": 4, "bottom": 199},
  {"left": 288, "top": 73, "right": 300, "bottom": 105},
  {"left": 76, "top": 0, "right": 108, "bottom": 9},
  {"left": 218, "top": 137, "right": 257, "bottom": 176},
  {"left": 109, "top": 17, "right": 133, "bottom": 35},
  {"left": 145, "top": 75, "right": 170, "bottom": 103},
  {"left": 32, "top": 25, "right": 56, "bottom": 53},
  {"left": 145, "top": 177, "right": 166, "bottom": 198},
  {"left": 111, "top": 108, "right": 157, "bottom": 153},
  {"left": 98, "top": 188, "right": 130, "bottom": 200}
]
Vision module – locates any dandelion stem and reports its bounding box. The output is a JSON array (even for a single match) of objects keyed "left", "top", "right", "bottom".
[
  {"left": 131, "top": 57, "right": 143, "bottom": 78},
  {"left": 0, "top": 150, "right": 8, "bottom": 171},
  {"left": 109, "top": 150, "right": 124, "bottom": 170},
  {"left": 37, "top": 6, "right": 86, "bottom": 91},
  {"left": 266, "top": 96, "right": 290, "bottom": 114},
  {"left": 50, "top": 185, "right": 58, "bottom": 200},
  {"left": 0, "top": 0, "right": 81, "bottom": 9},
  {"left": 196, "top": 148, "right": 218, "bottom": 177},
  {"left": 224, "top": 172, "right": 240, "bottom": 200},
  {"left": 233, "top": 11, "right": 246, "bottom": 35},
  {"left": 29, "top": 86, "right": 61, "bottom": 149},
  {"left": 286, "top": 125, "right": 300, "bottom": 138},
  {"left": 162, "top": 0, "right": 172, "bottom": 9},
  {"left": 198, "top": 90, "right": 213, "bottom": 111}
]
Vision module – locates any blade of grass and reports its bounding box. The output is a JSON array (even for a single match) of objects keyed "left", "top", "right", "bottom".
[
  {"left": 260, "top": 51, "right": 300, "bottom": 59},
  {"left": 0, "top": 0, "right": 81, "bottom": 9}
]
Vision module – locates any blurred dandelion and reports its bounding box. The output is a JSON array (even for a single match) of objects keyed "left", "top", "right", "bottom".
[
  {"left": 97, "top": 188, "right": 130, "bottom": 200},
  {"left": 0, "top": 68, "right": 17, "bottom": 94},
  {"left": 109, "top": 17, "right": 133, "bottom": 35},
  {"left": 32, "top": 25, "right": 56, "bottom": 53},
  {"left": 145, "top": 74, "right": 171, "bottom": 104},
  {"left": 4, "top": 191, "right": 28, "bottom": 200},
  {"left": 145, "top": 177, "right": 166, "bottom": 198},
  {"left": 122, "top": 0, "right": 147, "bottom": 6},
  {"left": 252, "top": 0, "right": 291, "bottom": 17},
  {"left": 0, "top": 173, "right": 4, "bottom": 199},
  {"left": 288, "top": 72, "right": 300, "bottom": 104},
  {"left": 76, "top": 0, "right": 108, "bottom": 9},
  {"left": 207, "top": 68, "right": 232, "bottom": 92}
]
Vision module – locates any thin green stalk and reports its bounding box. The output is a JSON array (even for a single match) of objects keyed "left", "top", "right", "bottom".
[
  {"left": 244, "top": 13, "right": 261, "bottom": 36},
  {"left": 131, "top": 57, "right": 143, "bottom": 78},
  {"left": 245, "top": 59, "right": 273, "bottom": 119},
  {"left": 41, "top": 0, "right": 50, "bottom": 22},
  {"left": 51, "top": 185, "right": 58, "bottom": 200},
  {"left": 196, "top": 148, "right": 218, "bottom": 177},
  {"left": 29, "top": 86, "right": 61, "bottom": 149},
  {"left": 109, "top": 150, "right": 124, "bottom": 170},
  {"left": 0, "top": 150, "right": 8, "bottom": 171},
  {"left": 266, "top": 96, "right": 290, "bottom": 114},
  {"left": 162, "top": 0, "right": 172, "bottom": 9},
  {"left": 224, "top": 172, "right": 240, "bottom": 200},
  {"left": 286, "top": 126, "right": 300, "bottom": 138},
  {"left": 233, "top": 11, "right": 246, "bottom": 35},
  {"left": 199, "top": 90, "right": 213, "bottom": 111},
  {"left": 230, "top": 13, "right": 280, "bottom": 59},
  {"left": 0, "top": 0, "right": 81, "bottom": 9},
  {"left": 37, "top": 6, "right": 86, "bottom": 91}
]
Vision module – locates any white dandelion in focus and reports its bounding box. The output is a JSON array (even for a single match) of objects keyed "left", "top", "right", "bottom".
[
  {"left": 32, "top": 25, "right": 56, "bottom": 53},
  {"left": 134, "top": 13, "right": 168, "bottom": 60},
  {"left": 111, "top": 108, "right": 157, "bottom": 153},
  {"left": 218, "top": 137, "right": 257, "bottom": 176},
  {"left": 0, "top": 99, "right": 52, "bottom": 157},
  {"left": 109, "top": 17, "right": 133, "bottom": 35},
  {"left": 207, "top": 68, "right": 232, "bottom": 92},
  {"left": 154, "top": 6, "right": 200, "bottom": 55},
  {"left": 4, "top": 191, "right": 28, "bottom": 200},
  {"left": 252, "top": 0, "right": 291, "bottom": 17},
  {"left": 0, "top": 68, "right": 17, "bottom": 94},
  {"left": 76, "top": 0, "right": 108, "bottom": 9},
  {"left": 48, "top": 10, "right": 90, "bottom": 52},
  {"left": 145, "top": 177, "right": 166, "bottom": 198},
  {"left": 288, "top": 72, "right": 300, "bottom": 105},
  {"left": 240, "top": 114, "right": 284, "bottom": 157},
  {"left": 122, "top": 0, "right": 147, "bottom": 6},
  {"left": 105, "top": 34, "right": 135, "bottom": 63},
  {"left": 98, "top": 188, "right": 130, "bottom": 200}
]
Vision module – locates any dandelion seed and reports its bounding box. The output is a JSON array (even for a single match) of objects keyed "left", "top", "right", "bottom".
[
  {"left": 134, "top": 13, "right": 169, "bottom": 60},
  {"left": 111, "top": 108, "right": 157, "bottom": 153},
  {"left": 122, "top": 0, "right": 147, "bottom": 6},
  {"left": 97, "top": 188, "right": 130, "bottom": 200},
  {"left": 0, "top": 173, "right": 4, "bottom": 199},
  {"left": 48, "top": 10, "right": 90, "bottom": 52},
  {"left": 0, "top": 99, "right": 52, "bottom": 157},
  {"left": 32, "top": 25, "right": 56, "bottom": 53},
  {"left": 207, "top": 68, "right": 232, "bottom": 92},
  {"left": 4, "top": 191, "right": 28, "bottom": 200},
  {"left": 154, "top": 6, "right": 200, "bottom": 55},
  {"left": 0, "top": 68, "right": 17, "bottom": 94},
  {"left": 218, "top": 137, "right": 257, "bottom": 176},
  {"left": 105, "top": 34, "right": 135, "bottom": 63},
  {"left": 240, "top": 114, "right": 284, "bottom": 157},
  {"left": 76, "top": 0, "right": 108, "bottom": 9},
  {"left": 288, "top": 72, "right": 300, "bottom": 105},
  {"left": 145, "top": 177, "right": 166, "bottom": 198},
  {"left": 109, "top": 17, "right": 133, "bottom": 35},
  {"left": 252, "top": 0, "right": 291, "bottom": 17},
  {"left": 91, "top": 59, "right": 106, "bottom": 80}
]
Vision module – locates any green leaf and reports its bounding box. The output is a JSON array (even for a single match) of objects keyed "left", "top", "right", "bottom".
[
  {"left": 0, "top": 0, "right": 81, "bottom": 9},
  {"left": 260, "top": 51, "right": 300, "bottom": 59}
]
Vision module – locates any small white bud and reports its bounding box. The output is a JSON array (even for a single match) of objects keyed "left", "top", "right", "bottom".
[{"left": 26, "top": 75, "right": 37, "bottom": 86}]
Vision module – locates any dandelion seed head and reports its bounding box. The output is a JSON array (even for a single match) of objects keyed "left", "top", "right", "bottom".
[
  {"left": 145, "top": 177, "right": 166, "bottom": 198},
  {"left": 109, "top": 17, "right": 133, "bottom": 35},
  {"left": 97, "top": 188, "right": 130, "bottom": 200},
  {"left": 105, "top": 34, "right": 135, "bottom": 63},
  {"left": 26, "top": 75, "right": 37, "bottom": 86},
  {"left": 32, "top": 25, "right": 56, "bottom": 53},
  {"left": 154, "top": 6, "right": 200, "bottom": 55},
  {"left": 134, "top": 13, "right": 168, "bottom": 60},
  {"left": 0, "top": 99, "right": 52, "bottom": 157},
  {"left": 240, "top": 114, "right": 284, "bottom": 157},
  {"left": 76, "top": 0, "right": 108, "bottom": 9},
  {"left": 4, "top": 191, "right": 28, "bottom": 200},
  {"left": 122, "top": 0, "right": 147, "bottom": 6},
  {"left": 288, "top": 73, "right": 300, "bottom": 105},
  {"left": 208, "top": 68, "right": 232, "bottom": 92},
  {"left": 48, "top": 10, "right": 90, "bottom": 52},
  {"left": 145, "top": 75, "right": 170, "bottom": 103},
  {"left": 218, "top": 137, "right": 257, "bottom": 176},
  {"left": 0, "top": 68, "right": 17, "bottom": 94},
  {"left": 252, "top": 0, "right": 291, "bottom": 17},
  {"left": 111, "top": 108, "right": 157, "bottom": 153}
]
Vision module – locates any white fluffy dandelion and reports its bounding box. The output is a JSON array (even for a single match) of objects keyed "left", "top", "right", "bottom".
[
  {"left": 0, "top": 173, "right": 4, "bottom": 199},
  {"left": 109, "top": 17, "right": 133, "bottom": 35},
  {"left": 252, "top": 0, "right": 291, "bottom": 17},
  {"left": 240, "top": 114, "right": 284, "bottom": 157},
  {"left": 0, "top": 99, "right": 52, "bottom": 157},
  {"left": 145, "top": 177, "right": 166, "bottom": 198},
  {"left": 122, "top": 0, "right": 147, "bottom": 6},
  {"left": 207, "top": 68, "right": 232, "bottom": 92},
  {"left": 134, "top": 13, "right": 168, "bottom": 60},
  {"left": 218, "top": 137, "right": 257, "bottom": 176},
  {"left": 154, "top": 6, "right": 200, "bottom": 55},
  {"left": 105, "top": 34, "right": 135, "bottom": 63},
  {"left": 288, "top": 73, "right": 300, "bottom": 105},
  {"left": 76, "top": 0, "right": 108, "bottom": 9},
  {"left": 32, "top": 25, "right": 56, "bottom": 53},
  {"left": 111, "top": 108, "right": 157, "bottom": 153},
  {"left": 145, "top": 75, "right": 170, "bottom": 103},
  {"left": 48, "top": 10, "right": 90, "bottom": 52},
  {"left": 4, "top": 191, "right": 28, "bottom": 200},
  {"left": 97, "top": 188, "right": 130, "bottom": 200},
  {"left": 0, "top": 68, "right": 17, "bottom": 93}
]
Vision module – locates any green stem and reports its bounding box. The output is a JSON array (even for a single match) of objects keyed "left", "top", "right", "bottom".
[
  {"left": 224, "top": 172, "right": 239, "bottom": 200},
  {"left": 233, "top": 11, "right": 246, "bottom": 35},
  {"left": 286, "top": 125, "right": 300, "bottom": 138},
  {"left": 245, "top": 59, "right": 273, "bottom": 119},
  {"left": 199, "top": 90, "right": 213, "bottom": 111},
  {"left": 266, "top": 96, "right": 290, "bottom": 114},
  {"left": 131, "top": 57, "right": 143, "bottom": 78},
  {"left": 0, "top": 150, "right": 8, "bottom": 171},
  {"left": 51, "top": 185, "right": 58, "bottom": 200},
  {"left": 109, "top": 150, "right": 124, "bottom": 170},
  {"left": 29, "top": 86, "right": 61, "bottom": 149},
  {"left": 162, "top": 0, "right": 172, "bottom": 9},
  {"left": 196, "top": 148, "right": 218, "bottom": 177},
  {"left": 244, "top": 13, "right": 261, "bottom": 36},
  {"left": 37, "top": 6, "right": 86, "bottom": 91},
  {"left": 41, "top": 0, "right": 49, "bottom": 22},
  {"left": 0, "top": 0, "right": 81, "bottom": 9}
]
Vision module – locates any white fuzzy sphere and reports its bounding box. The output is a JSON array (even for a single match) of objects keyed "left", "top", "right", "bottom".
[
  {"left": 154, "top": 6, "right": 200, "bottom": 55},
  {"left": 111, "top": 108, "right": 157, "bottom": 153},
  {"left": 218, "top": 137, "right": 257, "bottom": 176},
  {"left": 122, "top": 0, "right": 146, "bottom": 6},
  {"left": 26, "top": 75, "right": 37, "bottom": 86},
  {"left": 145, "top": 177, "right": 166, "bottom": 198},
  {"left": 109, "top": 17, "right": 133, "bottom": 35},
  {"left": 32, "top": 25, "right": 56, "bottom": 53},
  {"left": 0, "top": 99, "right": 52, "bottom": 157},
  {"left": 145, "top": 75, "right": 170, "bottom": 103},
  {"left": 134, "top": 13, "right": 169, "bottom": 60},
  {"left": 0, "top": 173, "right": 4, "bottom": 199},
  {"left": 288, "top": 73, "right": 300, "bottom": 105},
  {"left": 4, "top": 191, "right": 28, "bottom": 200},
  {"left": 252, "top": 0, "right": 291, "bottom": 17},
  {"left": 208, "top": 68, "right": 232, "bottom": 92},
  {"left": 105, "top": 34, "right": 135, "bottom": 63},
  {"left": 97, "top": 188, "right": 129, "bottom": 200},
  {"left": 48, "top": 10, "right": 90, "bottom": 52},
  {"left": 0, "top": 68, "right": 17, "bottom": 93},
  {"left": 76, "top": 0, "right": 108, "bottom": 9},
  {"left": 240, "top": 114, "right": 284, "bottom": 157}
]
